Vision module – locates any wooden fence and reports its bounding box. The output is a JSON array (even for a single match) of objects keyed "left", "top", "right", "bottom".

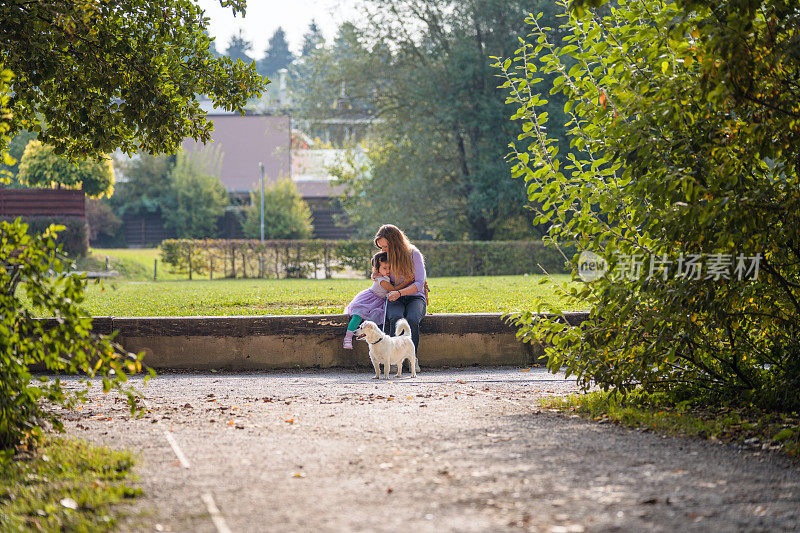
[{"left": 0, "top": 188, "right": 85, "bottom": 218}]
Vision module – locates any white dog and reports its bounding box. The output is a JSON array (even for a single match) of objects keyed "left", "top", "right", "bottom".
[{"left": 354, "top": 319, "right": 417, "bottom": 379}]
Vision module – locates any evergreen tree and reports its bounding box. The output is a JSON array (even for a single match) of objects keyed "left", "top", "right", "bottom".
[
  {"left": 301, "top": 20, "right": 325, "bottom": 57},
  {"left": 205, "top": 29, "right": 222, "bottom": 58},
  {"left": 258, "top": 27, "right": 294, "bottom": 79},
  {"left": 226, "top": 28, "right": 254, "bottom": 65}
]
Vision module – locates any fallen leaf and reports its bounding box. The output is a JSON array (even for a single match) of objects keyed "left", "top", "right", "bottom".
[{"left": 60, "top": 498, "right": 78, "bottom": 510}]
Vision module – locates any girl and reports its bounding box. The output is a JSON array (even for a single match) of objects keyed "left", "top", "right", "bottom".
[{"left": 342, "top": 251, "right": 398, "bottom": 349}]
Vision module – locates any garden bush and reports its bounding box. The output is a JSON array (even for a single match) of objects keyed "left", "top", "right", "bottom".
[
  {"left": 497, "top": 0, "right": 800, "bottom": 411},
  {"left": 0, "top": 218, "right": 149, "bottom": 450},
  {"left": 0, "top": 216, "right": 88, "bottom": 257},
  {"left": 159, "top": 238, "right": 569, "bottom": 279}
]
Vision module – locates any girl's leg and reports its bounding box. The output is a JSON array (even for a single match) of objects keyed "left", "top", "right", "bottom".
[
  {"left": 343, "top": 315, "right": 362, "bottom": 349},
  {"left": 347, "top": 315, "right": 363, "bottom": 331}
]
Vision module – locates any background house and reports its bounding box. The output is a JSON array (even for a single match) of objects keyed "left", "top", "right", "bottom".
[
  {"left": 180, "top": 108, "right": 353, "bottom": 240},
  {"left": 124, "top": 108, "right": 353, "bottom": 245},
  {"left": 183, "top": 112, "right": 291, "bottom": 198}
]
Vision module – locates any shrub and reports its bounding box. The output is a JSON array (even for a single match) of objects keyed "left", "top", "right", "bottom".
[
  {"left": 162, "top": 152, "right": 228, "bottom": 238},
  {"left": 496, "top": 1, "right": 800, "bottom": 410},
  {"left": 0, "top": 218, "right": 149, "bottom": 450},
  {"left": 159, "top": 238, "right": 568, "bottom": 279},
  {"left": 0, "top": 216, "right": 88, "bottom": 258},
  {"left": 86, "top": 198, "right": 122, "bottom": 246},
  {"left": 243, "top": 179, "right": 313, "bottom": 240}
]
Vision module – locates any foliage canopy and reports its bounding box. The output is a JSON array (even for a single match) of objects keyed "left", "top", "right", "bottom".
[
  {"left": 0, "top": 0, "right": 265, "bottom": 159},
  {"left": 498, "top": 0, "right": 800, "bottom": 410},
  {"left": 244, "top": 179, "right": 313, "bottom": 240},
  {"left": 17, "top": 140, "right": 115, "bottom": 198},
  {"left": 295, "top": 1, "right": 553, "bottom": 240}
]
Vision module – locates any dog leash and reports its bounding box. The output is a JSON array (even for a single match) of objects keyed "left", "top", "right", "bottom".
[{"left": 381, "top": 297, "right": 388, "bottom": 334}]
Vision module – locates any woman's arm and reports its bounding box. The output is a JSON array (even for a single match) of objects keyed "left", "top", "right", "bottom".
[{"left": 392, "top": 277, "right": 414, "bottom": 290}]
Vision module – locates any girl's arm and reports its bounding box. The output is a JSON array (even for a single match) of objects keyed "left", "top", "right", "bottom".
[
  {"left": 380, "top": 277, "right": 413, "bottom": 291},
  {"left": 379, "top": 279, "right": 397, "bottom": 291}
]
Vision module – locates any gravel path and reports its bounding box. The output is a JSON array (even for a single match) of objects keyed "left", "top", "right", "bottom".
[{"left": 57, "top": 367, "right": 800, "bottom": 532}]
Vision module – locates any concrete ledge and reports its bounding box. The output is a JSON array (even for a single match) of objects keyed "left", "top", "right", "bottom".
[{"left": 44, "top": 312, "right": 590, "bottom": 370}]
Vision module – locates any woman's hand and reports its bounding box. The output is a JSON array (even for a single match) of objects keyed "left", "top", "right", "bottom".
[
  {"left": 371, "top": 272, "right": 380, "bottom": 280},
  {"left": 387, "top": 290, "right": 401, "bottom": 301}
]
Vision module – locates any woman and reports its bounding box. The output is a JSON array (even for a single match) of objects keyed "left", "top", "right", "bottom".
[{"left": 373, "top": 225, "right": 427, "bottom": 364}]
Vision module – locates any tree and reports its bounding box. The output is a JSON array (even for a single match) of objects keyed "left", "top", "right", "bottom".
[
  {"left": 0, "top": 130, "right": 35, "bottom": 179},
  {"left": 86, "top": 199, "right": 123, "bottom": 246},
  {"left": 163, "top": 152, "right": 229, "bottom": 238},
  {"left": 259, "top": 27, "right": 294, "bottom": 79},
  {"left": 0, "top": 0, "right": 259, "bottom": 449},
  {"left": 111, "top": 153, "right": 175, "bottom": 218},
  {"left": 0, "top": 0, "right": 265, "bottom": 159},
  {"left": 498, "top": 0, "right": 800, "bottom": 410},
  {"left": 16, "top": 140, "right": 114, "bottom": 198},
  {"left": 226, "top": 28, "right": 255, "bottom": 65},
  {"left": 243, "top": 179, "right": 313, "bottom": 239},
  {"left": 301, "top": 20, "right": 325, "bottom": 57},
  {"left": 295, "top": 2, "right": 553, "bottom": 240},
  {"left": 292, "top": 22, "right": 372, "bottom": 121}
]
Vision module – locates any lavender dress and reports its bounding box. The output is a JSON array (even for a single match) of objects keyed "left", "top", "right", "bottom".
[{"left": 344, "top": 275, "right": 390, "bottom": 324}]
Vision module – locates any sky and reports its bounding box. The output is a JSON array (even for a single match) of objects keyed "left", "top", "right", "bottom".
[{"left": 195, "top": 0, "right": 362, "bottom": 57}]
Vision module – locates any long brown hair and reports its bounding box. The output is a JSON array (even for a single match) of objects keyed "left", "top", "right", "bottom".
[{"left": 373, "top": 224, "right": 419, "bottom": 279}]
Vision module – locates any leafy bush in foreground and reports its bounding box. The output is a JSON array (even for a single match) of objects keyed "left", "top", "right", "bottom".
[
  {"left": 0, "top": 219, "right": 150, "bottom": 451},
  {"left": 498, "top": 0, "right": 800, "bottom": 410}
]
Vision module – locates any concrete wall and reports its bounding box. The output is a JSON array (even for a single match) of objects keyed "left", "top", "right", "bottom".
[{"left": 84, "top": 313, "right": 589, "bottom": 370}]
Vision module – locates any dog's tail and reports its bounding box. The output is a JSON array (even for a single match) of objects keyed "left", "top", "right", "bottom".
[{"left": 395, "top": 318, "right": 412, "bottom": 337}]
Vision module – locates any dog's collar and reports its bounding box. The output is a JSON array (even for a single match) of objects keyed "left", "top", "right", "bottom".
[{"left": 368, "top": 337, "right": 384, "bottom": 345}]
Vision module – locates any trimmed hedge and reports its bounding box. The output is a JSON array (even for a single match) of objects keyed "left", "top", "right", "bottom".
[
  {"left": 1, "top": 216, "right": 89, "bottom": 257},
  {"left": 159, "top": 239, "right": 568, "bottom": 279}
]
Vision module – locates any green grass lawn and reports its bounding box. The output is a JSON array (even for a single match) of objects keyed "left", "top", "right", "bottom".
[
  {"left": 60, "top": 274, "right": 581, "bottom": 317},
  {"left": 0, "top": 438, "right": 140, "bottom": 530},
  {"left": 61, "top": 248, "right": 584, "bottom": 316},
  {"left": 76, "top": 248, "right": 184, "bottom": 281}
]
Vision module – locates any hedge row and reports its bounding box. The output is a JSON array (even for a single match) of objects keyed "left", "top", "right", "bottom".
[
  {"left": 1, "top": 216, "right": 88, "bottom": 257},
  {"left": 159, "top": 239, "right": 568, "bottom": 279}
]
